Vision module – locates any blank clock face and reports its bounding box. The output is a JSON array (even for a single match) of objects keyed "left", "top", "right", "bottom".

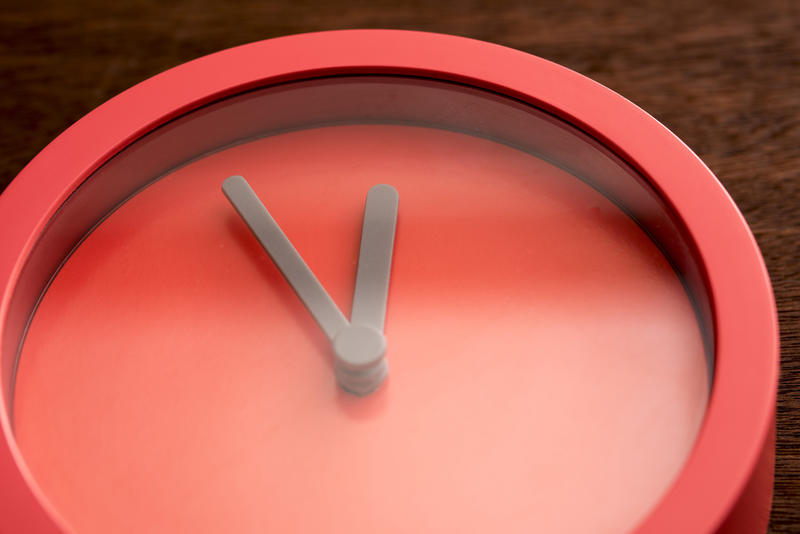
[{"left": 10, "top": 77, "right": 709, "bottom": 534}]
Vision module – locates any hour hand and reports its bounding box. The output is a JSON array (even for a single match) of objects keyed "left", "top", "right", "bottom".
[
  {"left": 350, "top": 184, "right": 399, "bottom": 332},
  {"left": 331, "top": 184, "right": 399, "bottom": 395}
]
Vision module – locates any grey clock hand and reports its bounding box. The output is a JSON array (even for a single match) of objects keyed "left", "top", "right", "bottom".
[
  {"left": 223, "top": 176, "right": 391, "bottom": 396},
  {"left": 331, "top": 184, "right": 398, "bottom": 396},
  {"left": 350, "top": 184, "right": 399, "bottom": 332},
  {"left": 222, "top": 175, "right": 348, "bottom": 341}
]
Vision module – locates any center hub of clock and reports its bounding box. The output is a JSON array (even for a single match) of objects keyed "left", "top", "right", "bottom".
[{"left": 332, "top": 324, "right": 388, "bottom": 396}]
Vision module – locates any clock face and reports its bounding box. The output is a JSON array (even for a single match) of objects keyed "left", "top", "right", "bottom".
[{"left": 8, "top": 77, "right": 710, "bottom": 533}]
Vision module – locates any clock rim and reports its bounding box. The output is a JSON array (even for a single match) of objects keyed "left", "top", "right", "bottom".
[{"left": 0, "top": 29, "right": 778, "bottom": 534}]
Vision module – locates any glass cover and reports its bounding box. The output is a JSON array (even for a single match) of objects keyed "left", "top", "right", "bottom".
[{"left": 10, "top": 77, "right": 711, "bottom": 534}]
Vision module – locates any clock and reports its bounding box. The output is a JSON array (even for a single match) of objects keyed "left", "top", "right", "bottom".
[{"left": 0, "top": 30, "right": 777, "bottom": 534}]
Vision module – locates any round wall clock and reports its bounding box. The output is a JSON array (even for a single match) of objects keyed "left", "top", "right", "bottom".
[{"left": 0, "top": 30, "right": 778, "bottom": 534}]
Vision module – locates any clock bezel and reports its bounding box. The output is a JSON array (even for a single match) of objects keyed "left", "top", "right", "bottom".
[{"left": 0, "top": 30, "right": 778, "bottom": 534}]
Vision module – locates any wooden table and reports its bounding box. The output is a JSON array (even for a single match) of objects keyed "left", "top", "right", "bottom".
[{"left": 1, "top": 1, "right": 797, "bottom": 532}]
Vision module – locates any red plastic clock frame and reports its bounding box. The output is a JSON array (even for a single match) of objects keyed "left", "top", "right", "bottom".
[{"left": 0, "top": 30, "right": 778, "bottom": 534}]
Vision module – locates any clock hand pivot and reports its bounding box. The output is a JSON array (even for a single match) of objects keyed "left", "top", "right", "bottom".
[{"left": 333, "top": 324, "right": 388, "bottom": 396}]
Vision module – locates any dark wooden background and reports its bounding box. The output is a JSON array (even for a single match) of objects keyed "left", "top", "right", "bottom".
[{"left": 1, "top": 0, "right": 798, "bottom": 531}]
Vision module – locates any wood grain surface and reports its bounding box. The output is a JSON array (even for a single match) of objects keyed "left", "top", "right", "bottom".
[{"left": 1, "top": 1, "right": 798, "bottom": 532}]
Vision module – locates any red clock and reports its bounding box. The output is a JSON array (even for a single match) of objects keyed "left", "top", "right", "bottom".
[{"left": 0, "top": 30, "right": 777, "bottom": 534}]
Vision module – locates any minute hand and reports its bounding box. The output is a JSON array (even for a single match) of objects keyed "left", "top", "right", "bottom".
[{"left": 222, "top": 175, "right": 348, "bottom": 341}]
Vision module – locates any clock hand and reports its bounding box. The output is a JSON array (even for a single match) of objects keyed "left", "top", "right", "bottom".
[
  {"left": 331, "top": 185, "right": 398, "bottom": 396},
  {"left": 350, "top": 184, "right": 399, "bottom": 332},
  {"left": 222, "top": 175, "right": 348, "bottom": 341},
  {"left": 223, "top": 176, "right": 392, "bottom": 396}
]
